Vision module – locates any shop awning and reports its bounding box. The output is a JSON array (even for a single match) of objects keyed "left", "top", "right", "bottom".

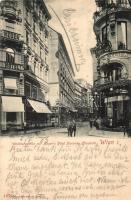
[
  {"left": 28, "top": 99, "right": 52, "bottom": 113},
  {"left": 4, "top": 78, "right": 17, "bottom": 90},
  {"left": 2, "top": 96, "right": 24, "bottom": 112},
  {"left": 105, "top": 96, "right": 130, "bottom": 103}
]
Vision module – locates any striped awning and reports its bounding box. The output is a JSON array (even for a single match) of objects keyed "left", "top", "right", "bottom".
[
  {"left": 28, "top": 99, "right": 52, "bottom": 114},
  {"left": 2, "top": 96, "right": 24, "bottom": 112}
]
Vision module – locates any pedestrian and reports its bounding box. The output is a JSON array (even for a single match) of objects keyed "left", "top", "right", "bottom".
[
  {"left": 89, "top": 119, "right": 93, "bottom": 128},
  {"left": 72, "top": 120, "right": 76, "bottom": 137},
  {"left": 123, "top": 118, "right": 128, "bottom": 137},
  {"left": 124, "top": 125, "right": 126, "bottom": 137},
  {"left": 67, "top": 120, "right": 73, "bottom": 137}
]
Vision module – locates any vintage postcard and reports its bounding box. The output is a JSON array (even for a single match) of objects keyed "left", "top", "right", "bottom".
[{"left": 0, "top": 0, "right": 131, "bottom": 199}]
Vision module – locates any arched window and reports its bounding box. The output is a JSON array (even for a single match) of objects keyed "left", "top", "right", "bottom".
[
  {"left": 6, "top": 48, "right": 15, "bottom": 64},
  {"left": 107, "top": 68, "right": 122, "bottom": 81}
]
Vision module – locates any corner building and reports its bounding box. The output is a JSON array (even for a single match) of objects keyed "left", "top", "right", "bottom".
[
  {"left": 93, "top": 0, "right": 131, "bottom": 131},
  {"left": 0, "top": 0, "right": 51, "bottom": 131}
]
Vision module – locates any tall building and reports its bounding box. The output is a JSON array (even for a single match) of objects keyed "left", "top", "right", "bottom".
[
  {"left": 92, "top": 0, "right": 131, "bottom": 131},
  {"left": 48, "top": 28, "right": 75, "bottom": 126},
  {"left": 0, "top": 0, "right": 51, "bottom": 131},
  {"left": 74, "top": 79, "right": 92, "bottom": 121}
]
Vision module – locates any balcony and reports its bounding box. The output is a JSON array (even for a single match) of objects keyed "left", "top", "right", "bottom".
[
  {"left": 95, "top": 38, "right": 112, "bottom": 58},
  {"left": 0, "top": 0, "right": 17, "bottom": 19},
  {"left": 94, "top": 3, "right": 131, "bottom": 24},
  {"left": 0, "top": 61, "right": 24, "bottom": 71},
  {"left": 0, "top": 1, "right": 22, "bottom": 22},
  {"left": 2, "top": 6, "right": 16, "bottom": 18},
  {"left": 0, "top": 30, "right": 21, "bottom": 43},
  {"left": 94, "top": 77, "right": 130, "bottom": 91}
]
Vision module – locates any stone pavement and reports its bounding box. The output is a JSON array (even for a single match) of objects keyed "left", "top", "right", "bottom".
[
  {"left": 0, "top": 122, "right": 129, "bottom": 138},
  {"left": 87, "top": 127, "right": 128, "bottom": 138}
]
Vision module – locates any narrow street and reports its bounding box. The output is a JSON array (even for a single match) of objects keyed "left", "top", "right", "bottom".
[{"left": 8, "top": 122, "right": 127, "bottom": 138}]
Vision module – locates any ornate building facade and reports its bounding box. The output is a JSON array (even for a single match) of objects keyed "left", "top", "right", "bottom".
[
  {"left": 92, "top": 0, "right": 131, "bottom": 132},
  {"left": 48, "top": 28, "right": 75, "bottom": 126},
  {"left": 0, "top": 0, "right": 51, "bottom": 131},
  {"left": 74, "top": 79, "right": 91, "bottom": 121}
]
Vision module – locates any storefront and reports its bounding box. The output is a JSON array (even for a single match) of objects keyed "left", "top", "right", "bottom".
[
  {"left": 26, "top": 99, "right": 52, "bottom": 129},
  {"left": 1, "top": 96, "right": 24, "bottom": 131},
  {"left": 104, "top": 95, "right": 129, "bottom": 127}
]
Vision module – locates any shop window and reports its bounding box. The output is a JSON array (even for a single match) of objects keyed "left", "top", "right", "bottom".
[
  {"left": 6, "top": 112, "right": 17, "bottom": 123},
  {"left": 6, "top": 48, "right": 15, "bottom": 64},
  {"left": 117, "top": 22, "right": 127, "bottom": 50}
]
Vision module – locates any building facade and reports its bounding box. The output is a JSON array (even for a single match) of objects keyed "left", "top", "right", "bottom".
[
  {"left": 0, "top": 0, "right": 51, "bottom": 131},
  {"left": 92, "top": 0, "right": 131, "bottom": 131},
  {"left": 74, "top": 79, "right": 92, "bottom": 121},
  {"left": 48, "top": 28, "right": 75, "bottom": 126}
]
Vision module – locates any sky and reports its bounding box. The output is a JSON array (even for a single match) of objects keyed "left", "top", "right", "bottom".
[{"left": 45, "top": 0, "right": 96, "bottom": 84}]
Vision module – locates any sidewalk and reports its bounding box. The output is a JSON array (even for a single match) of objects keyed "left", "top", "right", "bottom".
[
  {"left": 0, "top": 126, "right": 58, "bottom": 137},
  {"left": 88, "top": 127, "right": 128, "bottom": 138}
]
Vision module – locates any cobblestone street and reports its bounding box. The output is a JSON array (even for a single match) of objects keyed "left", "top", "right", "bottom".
[{"left": 3, "top": 122, "right": 127, "bottom": 138}]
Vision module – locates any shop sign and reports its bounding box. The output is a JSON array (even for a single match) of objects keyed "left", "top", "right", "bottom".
[{"left": 100, "top": 52, "right": 128, "bottom": 65}]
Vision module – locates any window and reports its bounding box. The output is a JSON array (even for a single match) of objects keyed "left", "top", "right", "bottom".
[
  {"left": 34, "top": 61, "right": 36, "bottom": 74},
  {"left": 40, "top": 67, "right": 42, "bottom": 78},
  {"left": 26, "top": 31, "right": 29, "bottom": 45},
  {"left": 25, "top": 82, "right": 31, "bottom": 97},
  {"left": 117, "top": 22, "right": 127, "bottom": 50},
  {"left": 107, "top": 68, "right": 121, "bottom": 81},
  {"left": 33, "top": 20, "right": 36, "bottom": 32},
  {"left": 38, "top": 88, "right": 45, "bottom": 101},
  {"left": 26, "top": 9, "right": 29, "bottom": 22},
  {"left": 33, "top": 39, "right": 37, "bottom": 52},
  {"left": 6, "top": 48, "right": 15, "bottom": 63},
  {"left": 102, "top": 25, "right": 109, "bottom": 41},
  {"left": 32, "top": 85, "right": 37, "bottom": 99}
]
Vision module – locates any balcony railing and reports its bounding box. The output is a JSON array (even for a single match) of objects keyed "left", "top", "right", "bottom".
[
  {"left": 95, "top": 37, "right": 112, "bottom": 58},
  {"left": 0, "top": 30, "right": 21, "bottom": 42},
  {"left": 0, "top": 61, "right": 24, "bottom": 71},
  {"left": 94, "top": 2, "right": 131, "bottom": 23},
  {"left": 94, "top": 77, "right": 130, "bottom": 90}
]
